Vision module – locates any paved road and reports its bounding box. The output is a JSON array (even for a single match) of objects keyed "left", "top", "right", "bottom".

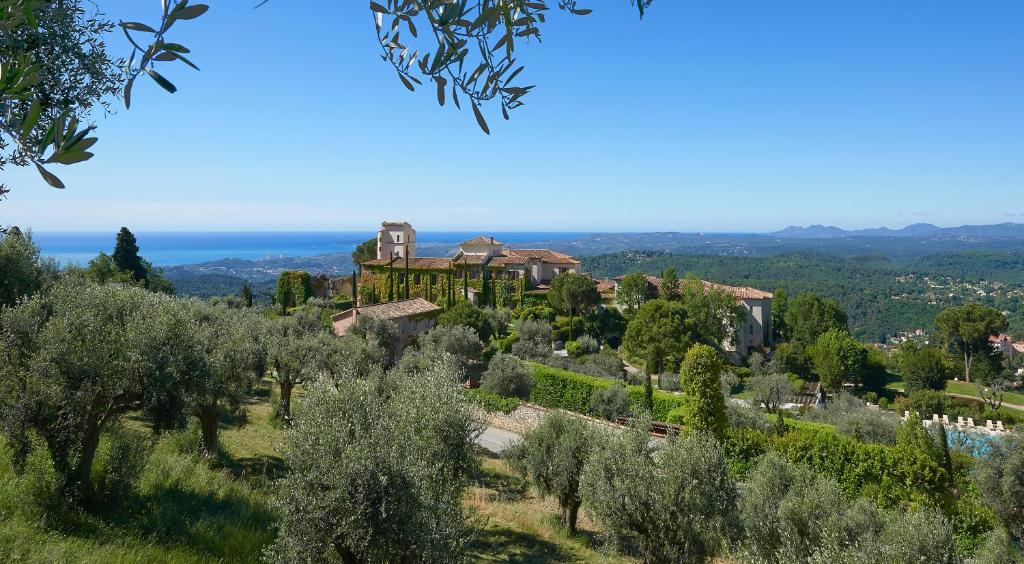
[{"left": 475, "top": 426, "right": 521, "bottom": 454}]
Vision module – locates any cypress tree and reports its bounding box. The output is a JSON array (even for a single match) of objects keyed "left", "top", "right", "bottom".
[
  {"left": 240, "top": 282, "right": 253, "bottom": 307},
  {"left": 112, "top": 226, "right": 147, "bottom": 282},
  {"left": 404, "top": 252, "right": 410, "bottom": 300},
  {"left": 351, "top": 270, "right": 357, "bottom": 304}
]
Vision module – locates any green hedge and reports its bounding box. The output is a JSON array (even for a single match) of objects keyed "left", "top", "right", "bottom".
[
  {"left": 529, "top": 363, "right": 684, "bottom": 421},
  {"left": 724, "top": 420, "right": 950, "bottom": 508},
  {"left": 464, "top": 389, "right": 521, "bottom": 414}
]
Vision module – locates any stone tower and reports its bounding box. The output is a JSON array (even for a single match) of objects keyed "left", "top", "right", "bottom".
[{"left": 376, "top": 221, "right": 416, "bottom": 260}]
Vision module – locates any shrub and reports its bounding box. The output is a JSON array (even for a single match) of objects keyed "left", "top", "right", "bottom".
[
  {"left": 590, "top": 384, "right": 630, "bottom": 421},
  {"left": 865, "top": 391, "right": 879, "bottom": 404},
  {"left": 90, "top": 426, "right": 151, "bottom": 509},
  {"left": 574, "top": 335, "right": 599, "bottom": 355},
  {"left": 438, "top": 302, "right": 494, "bottom": 341},
  {"left": 771, "top": 423, "right": 949, "bottom": 507},
  {"left": 465, "top": 389, "right": 521, "bottom": 414},
  {"left": 908, "top": 389, "right": 949, "bottom": 417},
  {"left": 518, "top": 305, "right": 555, "bottom": 322},
  {"left": 481, "top": 354, "right": 533, "bottom": 399},
  {"left": 565, "top": 340, "right": 582, "bottom": 359},
  {"left": 879, "top": 397, "right": 890, "bottom": 410},
  {"left": 578, "top": 351, "right": 625, "bottom": 380},
  {"left": 806, "top": 392, "right": 901, "bottom": 445},
  {"left": 530, "top": 363, "right": 684, "bottom": 421},
  {"left": 0, "top": 436, "right": 63, "bottom": 525}
]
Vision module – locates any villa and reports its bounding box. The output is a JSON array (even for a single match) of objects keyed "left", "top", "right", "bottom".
[
  {"left": 359, "top": 221, "right": 581, "bottom": 308},
  {"left": 612, "top": 274, "right": 774, "bottom": 360},
  {"left": 331, "top": 297, "right": 443, "bottom": 356}
]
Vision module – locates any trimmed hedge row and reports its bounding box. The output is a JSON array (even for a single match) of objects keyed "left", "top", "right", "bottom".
[
  {"left": 464, "top": 389, "right": 521, "bottom": 414},
  {"left": 529, "top": 363, "right": 684, "bottom": 421},
  {"left": 724, "top": 421, "right": 950, "bottom": 508}
]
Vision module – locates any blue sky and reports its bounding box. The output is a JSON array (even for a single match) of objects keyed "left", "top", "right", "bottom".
[{"left": 2, "top": 0, "right": 1022, "bottom": 232}]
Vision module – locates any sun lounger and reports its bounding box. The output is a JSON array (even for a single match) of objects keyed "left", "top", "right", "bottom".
[
  {"left": 933, "top": 414, "right": 941, "bottom": 423},
  {"left": 957, "top": 416, "right": 966, "bottom": 427},
  {"left": 986, "top": 420, "right": 995, "bottom": 431},
  {"left": 996, "top": 421, "right": 1006, "bottom": 432},
  {"left": 967, "top": 417, "right": 975, "bottom": 427},
  {"left": 941, "top": 415, "right": 950, "bottom": 425},
  {"left": 903, "top": 411, "right": 911, "bottom": 421}
]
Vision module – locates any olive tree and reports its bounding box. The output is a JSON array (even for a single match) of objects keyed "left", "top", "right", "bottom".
[
  {"left": 0, "top": 227, "right": 57, "bottom": 307},
  {"left": 582, "top": 421, "right": 736, "bottom": 563},
  {"left": 191, "top": 303, "right": 268, "bottom": 457},
  {"left": 972, "top": 431, "right": 1024, "bottom": 541},
  {"left": 505, "top": 413, "right": 597, "bottom": 535},
  {"left": 511, "top": 318, "right": 552, "bottom": 360},
  {"left": 0, "top": 279, "right": 204, "bottom": 501},
  {"left": 267, "top": 316, "right": 329, "bottom": 423},
  {"left": 417, "top": 323, "right": 483, "bottom": 371},
  {"left": 750, "top": 372, "right": 797, "bottom": 413},
  {"left": 269, "top": 361, "right": 481, "bottom": 563},
  {"left": 480, "top": 353, "right": 532, "bottom": 399}
]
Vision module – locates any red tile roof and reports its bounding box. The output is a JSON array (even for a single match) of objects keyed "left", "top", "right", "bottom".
[
  {"left": 460, "top": 236, "right": 503, "bottom": 246},
  {"left": 503, "top": 249, "right": 580, "bottom": 264},
  {"left": 362, "top": 257, "right": 453, "bottom": 269},
  {"left": 337, "top": 298, "right": 442, "bottom": 320},
  {"left": 612, "top": 275, "right": 773, "bottom": 301}
]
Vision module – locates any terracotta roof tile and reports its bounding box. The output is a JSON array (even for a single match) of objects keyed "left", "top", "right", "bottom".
[
  {"left": 335, "top": 298, "right": 442, "bottom": 321},
  {"left": 503, "top": 249, "right": 580, "bottom": 264},
  {"left": 362, "top": 257, "right": 453, "bottom": 269},
  {"left": 612, "top": 275, "right": 772, "bottom": 300},
  {"left": 460, "top": 235, "right": 503, "bottom": 246}
]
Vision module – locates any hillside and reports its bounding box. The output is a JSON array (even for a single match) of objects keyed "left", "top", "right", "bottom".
[{"left": 584, "top": 251, "right": 1024, "bottom": 341}]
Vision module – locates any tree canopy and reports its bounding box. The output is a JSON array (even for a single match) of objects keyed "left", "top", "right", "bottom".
[
  {"left": 615, "top": 272, "right": 649, "bottom": 311},
  {"left": 621, "top": 299, "right": 690, "bottom": 366},
  {"left": 808, "top": 328, "right": 867, "bottom": 394},
  {"left": 935, "top": 303, "right": 1007, "bottom": 384},
  {"left": 785, "top": 293, "right": 849, "bottom": 349}
]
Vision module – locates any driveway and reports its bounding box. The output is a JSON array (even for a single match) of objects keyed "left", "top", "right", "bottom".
[{"left": 475, "top": 426, "right": 521, "bottom": 455}]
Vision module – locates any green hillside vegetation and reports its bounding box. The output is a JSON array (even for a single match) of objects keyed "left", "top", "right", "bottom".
[{"left": 585, "top": 250, "right": 1024, "bottom": 341}]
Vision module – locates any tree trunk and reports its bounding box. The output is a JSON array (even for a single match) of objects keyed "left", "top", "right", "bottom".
[
  {"left": 198, "top": 403, "right": 219, "bottom": 458},
  {"left": 75, "top": 416, "right": 102, "bottom": 502},
  {"left": 964, "top": 350, "right": 972, "bottom": 384},
  {"left": 333, "top": 538, "right": 360, "bottom": 564},
  {"left": 562, "top": 500, "right": 580, "bottom": 536},
  {"left": 279, "top": 380, "right": 294, "bottom": 424}
]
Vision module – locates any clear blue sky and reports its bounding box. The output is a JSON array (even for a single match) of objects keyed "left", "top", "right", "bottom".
[{"left": 3, "top": 0, "right": 1022, "bottom": 232}]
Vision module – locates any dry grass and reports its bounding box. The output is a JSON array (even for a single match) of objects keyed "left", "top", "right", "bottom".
[{"left": 465, "top": 455, "right": 637, "bottom": 563}]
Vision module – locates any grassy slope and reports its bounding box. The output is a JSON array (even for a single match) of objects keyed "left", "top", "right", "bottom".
[
  {"left": 467, "top": 456, "right": 634, "bottom": 563},
  {"left": 0, "top": 383, "right": 630, "bottom": 563}
]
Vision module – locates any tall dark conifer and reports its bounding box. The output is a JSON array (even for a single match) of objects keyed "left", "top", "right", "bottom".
[{"left": 112, "top": 227, "right": 147, "bottom": 281}]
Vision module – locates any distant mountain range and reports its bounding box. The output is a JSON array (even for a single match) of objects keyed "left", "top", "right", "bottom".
[{"left": 771, "top": 222, "right": 1024, "bottom": 239}]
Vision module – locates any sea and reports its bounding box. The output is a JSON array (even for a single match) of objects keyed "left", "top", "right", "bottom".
[{"left": 32, "top": 231, "right": 590, "bottom": 267}]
